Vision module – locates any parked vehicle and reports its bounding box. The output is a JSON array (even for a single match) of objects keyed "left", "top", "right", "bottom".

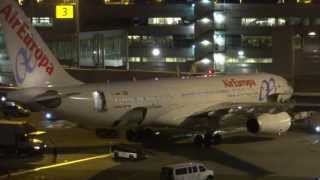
[
  {"left": 0, "top": 101, "right": 30, "bottom": 118},
  {"left": 111, "top": 144, "right": 146, "bottom": 161},
  {"left": 0, "top": 120, "right": 47, "bottom": 156},
  {"left": 160, "top": 162, "right": 214, "bottom": 180}
]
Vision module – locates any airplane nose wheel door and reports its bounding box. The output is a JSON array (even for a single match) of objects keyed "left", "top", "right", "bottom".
[{"left": 92, "top": 91, "right": 107, "bottom": 112}]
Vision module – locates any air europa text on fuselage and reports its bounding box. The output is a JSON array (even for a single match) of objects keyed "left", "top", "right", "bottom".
[
  {"left": 0, "top": 4, "right": 54, "bottom": 75},
  {"left": 223, "top": 78, "right": 256, "bottom": 88}
]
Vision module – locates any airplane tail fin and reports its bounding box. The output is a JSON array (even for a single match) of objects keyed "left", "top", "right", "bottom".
[{"left": 0, "top": 0, "right": 82, "bottom": 88}]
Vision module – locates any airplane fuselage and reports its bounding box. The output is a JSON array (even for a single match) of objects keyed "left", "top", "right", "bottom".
[{"left": 53, "top": 73, "right": 293, "bottom": 129}]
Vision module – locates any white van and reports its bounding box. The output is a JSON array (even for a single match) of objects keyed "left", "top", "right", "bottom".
[{"left": 160, "top": 162, "right": 214, "bottom": 180}]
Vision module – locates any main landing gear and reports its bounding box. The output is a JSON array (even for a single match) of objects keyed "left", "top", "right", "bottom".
[
  {"left": 193, "top": 131, "right": 222, "bottom": 148},
  {"left": 126, "top": 128, "right": 156, "bottom": 142}
]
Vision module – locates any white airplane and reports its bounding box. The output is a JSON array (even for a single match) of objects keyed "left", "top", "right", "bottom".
[{"left": 0, "top": 0, "right": 305, "bottom": 147}]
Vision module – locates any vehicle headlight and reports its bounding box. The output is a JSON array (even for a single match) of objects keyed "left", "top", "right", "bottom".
[
  {"left": 33, "top": 146, "right": 41, "bottom": 150},
  {"left": 31, "top": 138, "right": 43, "bottom": 143},
  {"left": 315, "top": 126, "right": 320, "bottom": 133}
]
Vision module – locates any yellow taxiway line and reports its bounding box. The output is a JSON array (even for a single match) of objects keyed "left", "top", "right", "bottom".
[{"left": 1, "top": 153, "right": 112, "bottom": 178}]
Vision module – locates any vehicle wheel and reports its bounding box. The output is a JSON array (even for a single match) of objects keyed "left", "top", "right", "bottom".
[
  {"left": 206, "top": 175, "right": 214, "bottom": 180},
  {"left": 113, "top": 152, "right": 119, "bottom": 160},
  {"left": 193, "top": 134, "right": 204, "bottom": 147},
  {"left": 129, "top": 155, "right": 135, "bottom": 161}
]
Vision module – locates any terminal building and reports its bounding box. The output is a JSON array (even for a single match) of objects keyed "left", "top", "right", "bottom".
[{"left": 1, "top": 0, "right": 320, "bottom": 84}]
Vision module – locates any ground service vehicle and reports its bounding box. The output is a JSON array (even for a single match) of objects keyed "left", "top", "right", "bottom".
[
  {"left": 111, "top": 144, "right": 146, "bottom": 161},
  {"left": 0, "top": 120, "right": 47, "bottom": 156},
  {"left": 160, "top": 162, "right": 214, "bottom": 180}
]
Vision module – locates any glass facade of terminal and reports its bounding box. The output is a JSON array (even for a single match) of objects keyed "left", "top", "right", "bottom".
[{"left": 0, "top": 0, "right": 320, "bottom": 76}]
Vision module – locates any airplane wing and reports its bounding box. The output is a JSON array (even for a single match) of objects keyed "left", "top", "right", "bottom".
[
  {"left": 156, "top": 101, "right": 288, "bottom": 129},
  {"left": 154, "top": 99, "right": 318, "bottom": 137},
  {"left": 293, "top": 92, "right": 320, "bottom": 96}
]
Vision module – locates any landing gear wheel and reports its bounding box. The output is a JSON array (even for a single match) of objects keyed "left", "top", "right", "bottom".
[
  {"left": 212, "top": 133, "right": 222, "bottom": 145},
  {"left": 193, "top": 135, "right": 204, "bottom": 147},
  {"left": 126, "top": 129, "right": 137, "bottom": 142},
  {"left": 204, "top": 133, "right": 213, "bottom": 148}
]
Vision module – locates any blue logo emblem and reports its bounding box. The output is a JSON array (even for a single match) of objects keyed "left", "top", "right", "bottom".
[
  {"left": 15, "top": 48, "right": 36, "bottom": 84},
  {"left": 259, "top": 78, "right": 277, "bottom": 101}
]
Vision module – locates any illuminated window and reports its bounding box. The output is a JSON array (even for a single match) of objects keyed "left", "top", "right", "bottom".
[
  {"left": 225, "top": 56, "right": 272, "bottom": 64},
  {"left": 128, "top": 35, "right": 173, "bottom": 47},
  {"left": 104, "top": 0, "right": 131, "bottom": 5},
  {"left": 214, "top": 31, "right": 225, "bottom": 51},
  {"left": 165, "top": 57, "right": 187, "bottom": 63},
  {"left": 213, "top": 12, "right": 225, "bottom": 24},
  {"left": 244, "top": 58, "right": 272, "bottom": 63},
  {"left": 148, "top": 17, "right": 182, "bottom": 25},
  {"left": 129, "top": 57, "right": 141, "bottom": 62},
  {"left": 128, "top": 35, "right": 140, "bottom": 40},
  {"left": 32, "top": 17, "right": 53, "bottom": 27},
  {"left": 242, "top": 18, "right": 286, "bottom": 27},
  {"left": 242, "top": 36, "right": 272, "bottom": 48}
]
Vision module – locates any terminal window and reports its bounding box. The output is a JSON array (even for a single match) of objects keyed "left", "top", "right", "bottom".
[
  {"left": 241, "top": 18, "right": 286, "bottom": 27},
  {"left": 32, "top": 17, "right": 53, "bottom": 27},
  {"left": 148, "top": 17, "right": 182, "bottom": 25}
]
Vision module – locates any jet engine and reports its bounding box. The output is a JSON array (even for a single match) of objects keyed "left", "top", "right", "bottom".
[{"left": 246, "top": 112, "right": 292, "bottom": 135}]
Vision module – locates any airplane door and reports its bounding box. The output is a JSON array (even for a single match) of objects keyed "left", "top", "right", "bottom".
[{"left": 92, "top": 91, "right": 107, "bottom": 112}]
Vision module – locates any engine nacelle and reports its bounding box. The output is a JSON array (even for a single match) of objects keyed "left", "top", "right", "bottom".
[{"left": 246, "top": 112, "right": 292, "bottom": 135}]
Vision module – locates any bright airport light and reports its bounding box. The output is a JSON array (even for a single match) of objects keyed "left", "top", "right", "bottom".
[
  {"left": 201, "top": 17, "right": 211, "bottom": 24},
  {"left": 214, "top": 34, "right": 225, "bottom": 46},
  {"left": 202, "top": 0, "right": 211, "bottom": 3},
  {"left": 238, "top": 50, "right": 245, "bottom": 57},
  {"left": 200, "top": 40, "right": 211, "bottom": 46},
  {"left": 152, "top": 48, "right": 161, "bottom": 56},
  {"left": 214, "top": 12, "right": 225, "bottom": 24},
  {"left": 308, "top": 31, "right": 317, "bottom": 36},
  {"left": 201, "top": 58, "right": 211, "bottom": 64},
  {"left": 45, "top": 112, "right": 52, "bottom": 119},
  {"left": 1, "top": 96, "right": 6, "bottom": 102}
]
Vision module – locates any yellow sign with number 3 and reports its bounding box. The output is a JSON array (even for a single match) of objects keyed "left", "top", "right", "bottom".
[{"left": 56, "top": 5, "right": 74, "bottom": 19}]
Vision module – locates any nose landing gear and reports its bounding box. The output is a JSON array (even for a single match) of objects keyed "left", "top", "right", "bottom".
[{"left": 193, "top": 131, "right": 222, "bottom": 148}]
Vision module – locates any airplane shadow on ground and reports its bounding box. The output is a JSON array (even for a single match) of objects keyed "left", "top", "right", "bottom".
[
  {"left": 144, "top": 141, "right": 272, "bottom": 177},
  {"left": 222, "top": 135, "right": 273, "bottom": 144}
]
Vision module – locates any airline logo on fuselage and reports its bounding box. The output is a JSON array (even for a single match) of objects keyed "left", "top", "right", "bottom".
[
  {"left": 0, "top": 4, "right": 54, "bottom": 83},
  {"left": 259, "top": 78, "right": 277, "bottom": 101},
  {"left": 223, "top": 78, "right": 256, "bottom": 88}
]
